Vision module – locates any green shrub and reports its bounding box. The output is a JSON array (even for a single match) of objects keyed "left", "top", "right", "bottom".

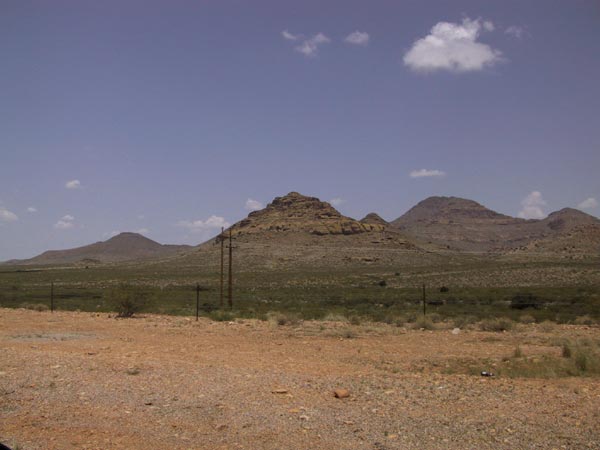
[
  {"left": 453, "top": 315, "right": 477, "bottom": 329},
  {"left": 574, "top": 315, "right": 595, "bottom": 326},
  {"left": 479, "top": 318, "right": 514, "bottom": 332},
  {"left": 110, "top": 285, "right": 147, "bottom": 318},
  {"left": 209, "top": 310, "right": 235, "bottom": 322},
  {"left": 519, "top": 314, "right": 536, "bottom": 324},
  {"left": 539, "top": 321, "right": 556, "bottom": 332},
  {"left": 267, "top": 311, "right": 300, "bottom": 326},
  {"left": 21, "top": 303, "right": 49, "bottom": 312},
  {"left": 412, "top": 316, "right": 436, "bottom": 330}
]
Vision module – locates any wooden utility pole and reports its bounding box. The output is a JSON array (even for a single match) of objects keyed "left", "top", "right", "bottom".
[
  {"left": 422, "top": 283, "right": 426, "bottom": 316},
  {"left": 227, "top": 229, "right": 235, "bottom": 309},
  {"left": 220, "top": 226, "right": 224, "bottom": 308},
  {"left": 196, "top": 283, "right": 200, "bottom": 321},
  {"left": 50, "top": 282, "right": 54, "bottom": 313}
]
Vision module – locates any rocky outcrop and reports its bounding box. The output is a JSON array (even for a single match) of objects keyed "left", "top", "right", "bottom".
[{"left": 227, "top": 192, "right": 384, "bottom": 237}]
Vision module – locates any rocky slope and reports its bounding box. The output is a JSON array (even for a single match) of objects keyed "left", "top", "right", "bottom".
[{"left": 9, "top": 232, "right": 191, "bottom": 265}]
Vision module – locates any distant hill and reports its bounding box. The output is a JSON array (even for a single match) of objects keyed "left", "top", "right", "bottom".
[
  {"left": 9, "top": 232, "right": 192, "bottom": 265},
  {"left": 390, "top": 196, "right": 600, "bottom": 252}
]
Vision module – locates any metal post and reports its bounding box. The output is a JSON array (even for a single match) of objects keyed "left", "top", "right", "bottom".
[
  {"left": 220, "top": 226, "right": 224, "bottom": 308},
  {"left": 50, "top": 282, "right": 54, "bottom": 313},
  {"left": 422, "top": 283, "right": 426, "bottom": 316},
  {"left": 196, "top": 283, "right": 200, "bottom": 321},
  {"left": 228, "top": 229, "right": 233, "bottom": 309}
]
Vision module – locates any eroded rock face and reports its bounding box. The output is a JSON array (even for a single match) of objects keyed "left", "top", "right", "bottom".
[{"left": 228, "top": 192, "right": 384, "bottom": 237}]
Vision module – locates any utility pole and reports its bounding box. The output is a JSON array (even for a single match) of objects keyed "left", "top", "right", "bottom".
[
  {"left": 422, "top": 283, "right": 426, "bottom": 316},
  {"left": 227, "top": 229, "right": 236, "bottom": 309},
  {"left": 220, "top": 226, "right": 224, "bottom": 308}
]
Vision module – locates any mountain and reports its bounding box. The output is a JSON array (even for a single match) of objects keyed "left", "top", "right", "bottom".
[
  {"left": 390, "top": 197, "right": 600, "bottom": 252},
  {"left": 360, "top": 213, "right": 389, "bottom": 227},
  {"left": 185, "top": 192, "right": 425, "bottom": 271},
  {"left": 9, "top": 232, "right": 192, "bottom": 265},
  {"left": 226, "top": 192, "right": 385, "bottom": 237}
]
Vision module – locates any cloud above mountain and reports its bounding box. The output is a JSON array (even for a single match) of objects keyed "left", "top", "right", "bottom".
[
  {"left": 518, "top": 191, "right": 546, "bottom": 219},
  {"left": 404, "top": 17, "right": 502, "bottom": 73}
]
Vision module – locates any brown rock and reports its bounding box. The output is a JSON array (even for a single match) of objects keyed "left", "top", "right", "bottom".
[{"left": 333, "top": 389, "right": 350, "bottom": 399}]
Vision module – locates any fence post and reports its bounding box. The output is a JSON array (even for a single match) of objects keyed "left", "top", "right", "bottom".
[{"left": 196, "top": 283, "right": 200, "bottom": 321}]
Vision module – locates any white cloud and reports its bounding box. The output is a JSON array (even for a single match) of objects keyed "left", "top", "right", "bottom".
[
  {"left": 282, "top": 30, "right": 300, "bottom": 41},
  {"left": 404, "top": 17, "right": 502, "bottom": 73},
  {"left": 65, "top": 179, "right": 81, "bottom": 189},
  {"left": 295, "top": 33, "right": 331, "bottom": 57},
  {"left": 518, "top": 191, "right": 546, "bottom": 219},
  {"left": 27, "top": 207, "right": 37, "bottom": 213},
  {"left": 177, "top": 215, "right": 230, "bottom": 233},
  {"left": 578, "top": 197, "right": 598, "bottom": 210},
  {"left": 54, "top": 221, "right": 74, "bottom": 229},
  {"left": 344, "top": 31, "right": 370, "bottom": 46},
  {"left": 245, "top": 198, "right": 264, "bottom": 211},
  {"left": 136, "top": 228, "right": 150, "bottom": 234},
  {"left": 54, "top": 214, "right": 75, "bottom": 229},
  {"left": 409, "top": 169, "right": 446, "bottom": 178},
  {"left": 329, "top": 197, "right": 345, "bottom": 207},
  {"left": 505, "top": 25, "right": 524, "bottom": 38},
  {"left": 0, "top": 207, "right": 18, "bottom": 222}
]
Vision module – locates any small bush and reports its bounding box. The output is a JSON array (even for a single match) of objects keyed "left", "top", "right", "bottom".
[
  {"left": 510, "top": 293, "right": 540, "bottom": 310},
  {"left": 513, "top": 346, "right": 524, "bottom": 358},
  {"left": 322, "top": 313, "right": 349, "bottom": 323},
  {"left": 110, "top": 285, "right": 148, "bottom": 318},
  {"left": 21, "top": 303, "right": 49, "bottom": 312},
  {"left": 428, "top": 313, "right": 443, "bottom": 323},
  {"left": 348, "top": 315, "right": 362, "bottom": 326},
  {"left": 453, "top": 315, "right": 477, "bottom": 329},
  {"left": 412, "top": 316, "right": 436, "bottom": 330},
  {"left": 519, "top": 314, "right": 536, "bottom": 324},
  {"left": 539, "top": 321, "right": 556, "bottom": 332},
  {"left": 267, "top": 311, "right": 300, "bottom": 326},
  {"left": 325, "top": 327, "right": 357, "bottom": 339},
  {"left": 378, "top": 280, "right": 387, "bottom": 287},
  {"left": 209, "top": 310, "right": 235, "bottom": 322},
  {"left": 562, "top": 343, "right": 572, "bottom": 358},
  {"left": 479, "top": 318, "right": 514, "bottom": 332},
  {"left": 439, "top": 286, "right": 449, "bottom": 293},
  {"left": 574, "top": 315, "right": 595, "bottom": 326}
]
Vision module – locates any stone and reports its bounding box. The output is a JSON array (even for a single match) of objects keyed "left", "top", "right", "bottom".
[{"left": 334, "top": 389, "right": 350, "bottom": 399}]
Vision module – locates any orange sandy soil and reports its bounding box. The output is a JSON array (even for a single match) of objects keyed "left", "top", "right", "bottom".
[{"left": 1, "top": 308, "right": 599, "bottom": 449}]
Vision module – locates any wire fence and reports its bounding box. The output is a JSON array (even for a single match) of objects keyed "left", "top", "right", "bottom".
[{"left": 1, "top": 281, "right": 598, "bottom": 323}]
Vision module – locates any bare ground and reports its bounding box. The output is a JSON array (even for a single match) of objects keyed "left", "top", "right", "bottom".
[{"left": 1, "top": 308, "right": 599, "bottom": 449}]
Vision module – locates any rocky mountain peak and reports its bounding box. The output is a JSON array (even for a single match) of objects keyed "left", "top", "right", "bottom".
[
  {"left": 229, "top": 192, "right": 384, "bottom": 237},
  {"left": 360, "top": 213, "right": 389, "bottom": 227}
]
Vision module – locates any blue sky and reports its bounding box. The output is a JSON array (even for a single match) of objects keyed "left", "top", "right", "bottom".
[{"left": 1, "top": 0, "right": 599, "bottom": 259}]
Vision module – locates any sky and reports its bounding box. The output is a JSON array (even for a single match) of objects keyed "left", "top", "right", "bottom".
[{"left": 1, "top": 0, "right": 600, "bottom": 260}]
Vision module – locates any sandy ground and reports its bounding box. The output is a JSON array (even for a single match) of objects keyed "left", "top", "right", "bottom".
[{"left": 1, "top": 308, "right": 599, "bottom": 450}]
